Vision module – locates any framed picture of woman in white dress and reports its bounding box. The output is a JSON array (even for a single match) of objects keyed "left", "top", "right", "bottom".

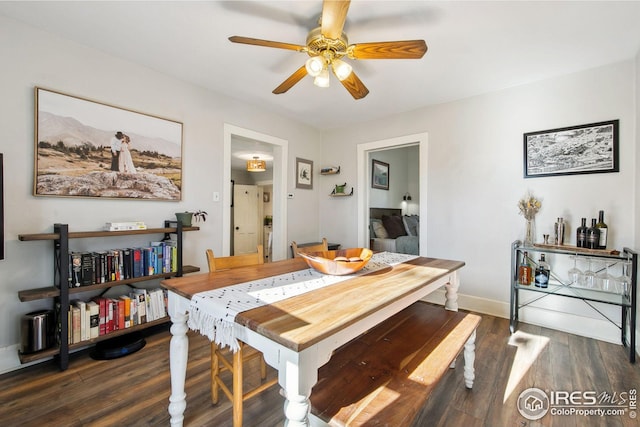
[{"left": 34, "top": 87, "right": 183, "bottom": 201}]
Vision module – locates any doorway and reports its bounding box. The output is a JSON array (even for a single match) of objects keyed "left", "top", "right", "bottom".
[
  {"left": 223, "top": 124, "right": 288, "bottom": 260},
  {"left": 356, "top": 133, "right": 428, "bottom": 255}
]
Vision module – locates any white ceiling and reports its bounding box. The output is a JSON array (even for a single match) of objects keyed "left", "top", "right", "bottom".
[{"left": 2, "top": 1, "right": 640, "bottom": 131}]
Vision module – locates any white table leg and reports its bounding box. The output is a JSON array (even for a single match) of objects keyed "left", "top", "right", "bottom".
[
  {"left": 278, "top": 351, "right": 318, "bottom": 427},
  {"left": 168, "top": 309, "right": 189, "bottom": 427},
  {"left": 445, "top": 272, "right": 459, "bottom": 311},
  {"left": 463, "top": 329, "right": 476, "bottom": 389},
  {"left": 284, "top": 393, "right": 311, "bottom": 427}
]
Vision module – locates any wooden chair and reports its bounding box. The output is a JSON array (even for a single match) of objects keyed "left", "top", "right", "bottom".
[
  {"left": 290, "top": 237, "right": 328, "bottom": 258},
  {"left": 205, "top": 245, "right": 277, "bottom": 427}
]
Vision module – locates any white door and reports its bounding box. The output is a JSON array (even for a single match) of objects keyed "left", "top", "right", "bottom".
[{"left": 233, "top": 184, "right": 259, "bottom": 255}]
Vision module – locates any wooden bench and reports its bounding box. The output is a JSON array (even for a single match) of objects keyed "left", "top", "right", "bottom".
[{"left": 310, "top": 301, "right": 481, "bottom": 426}]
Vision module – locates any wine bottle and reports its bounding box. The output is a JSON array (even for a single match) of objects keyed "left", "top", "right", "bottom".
[
  {"left": 586, "top": 218, "right": 600, "bottom": 250},
  {"left": 576, "top": 218, "right": 587, "bottom": 248},
  {"left": 596, "top": 210, "right": 608, "bottom": 249},
  {"left": 534, "top": 253, "right": 550, "bottom": 288},
  {"left": 518, "top": 251, "right": 532, "bottom": 285}
]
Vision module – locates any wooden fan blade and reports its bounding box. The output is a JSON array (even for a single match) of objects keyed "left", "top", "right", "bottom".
[
  {"left": 350, "top": 40, "right": 427, "bottom": 59},
  {"left": 321, "top": 0, "right": 350, "bottom": 39},
  {"left": 229, "top": 36, "right": 306, "bottom": 52},
  {"left": 339, "top": 71, "right": 369, "bottom": 100},
  {"left": 273, "top": 66, "right": 308, "bottom": 94}
]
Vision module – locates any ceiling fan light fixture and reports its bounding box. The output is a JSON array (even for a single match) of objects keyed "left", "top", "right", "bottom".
[
  {"left": 305, "top": 56, "right": 325, "bottom": 77},
  {"left": 331, "top": 58, "right": 352, "bottom": 81},
  {"left": 247, "top": 156, "right": 266, "bottom": 172},
  {"left": 314, "top": 68, "right": 330, "bottom": 88}
]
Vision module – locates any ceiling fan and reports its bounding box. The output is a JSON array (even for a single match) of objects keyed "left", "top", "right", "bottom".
[{"left": 229, "top": 0, "right": 427, "bottom": 100}]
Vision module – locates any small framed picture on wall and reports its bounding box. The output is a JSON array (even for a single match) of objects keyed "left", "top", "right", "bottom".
[
  {"left": 371, "top": 159, "right": 389, "bottom": 190},
  {"left": 296, "top": 157, "right": 313, "bottom": 189}
]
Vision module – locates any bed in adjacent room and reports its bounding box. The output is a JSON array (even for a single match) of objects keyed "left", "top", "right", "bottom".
[{"left": 369, "top": 208, "right": 419, "bottom": 255}]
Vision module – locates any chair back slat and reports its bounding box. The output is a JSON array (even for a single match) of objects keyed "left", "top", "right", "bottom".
[
  {"left": 206, "top": 245, "right": 264, "bottom": 272},
  {"left": 291, "top": 238, "right": 328, "bottom": 258}
]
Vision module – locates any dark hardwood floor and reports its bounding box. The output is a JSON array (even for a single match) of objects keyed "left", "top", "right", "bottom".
[{"left": 0, "top": 313, "right": 638, "bottom": 427}]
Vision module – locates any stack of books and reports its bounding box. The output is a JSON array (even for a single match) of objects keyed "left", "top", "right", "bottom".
[
  {"left": 104, "top": 221, "right": 147, "bottom": 231},
  {"left": 67, "top": 240, "right": 178, "bottom": 287},
  {"left": 66, "top": 288, "right": 168, "bottom": 344}
]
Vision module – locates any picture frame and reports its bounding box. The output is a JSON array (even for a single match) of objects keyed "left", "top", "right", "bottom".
[
  {"left": 296, "top": 157, "right": 313, "bottom": 189},
  {"left": 34, "top": 87, "right": 184, "bottom": 200},
  {"left": 371, "top": 159, "right": 389, "bottom": 190},
  {"left": 263, "top": 192, "right": 270, "bottom": 203},
  {"left": 523, "top": 120, "right": 619, "bottom": 178}
]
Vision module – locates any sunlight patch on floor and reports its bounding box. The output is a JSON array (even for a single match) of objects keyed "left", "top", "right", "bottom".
[{"left": 504, "top": 330, "right": 549, "bottom": 403}]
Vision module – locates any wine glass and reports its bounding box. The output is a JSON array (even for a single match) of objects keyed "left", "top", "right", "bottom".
[
  {"left": 567, "top": 255, "right": 582, "bottom": 286},
  {"left": 597, "top": 261, "right": 615, "bottom": 293},
  {"left": 615, "top": 261, "right": 631, "bottom": 297},
  {"left": 583, "top": 257, "right": 596, "bottom": 289}
]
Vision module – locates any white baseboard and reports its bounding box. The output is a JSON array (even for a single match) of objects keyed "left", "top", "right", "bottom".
[
  {"left": 0, "top": 344, "right": 51, "bottom": 375},
  {"left": 421, "top": 289, "right": 639, "bottom": 355}
]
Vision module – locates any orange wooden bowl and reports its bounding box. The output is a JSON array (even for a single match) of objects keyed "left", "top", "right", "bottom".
[{"left": 298, "top": 248, "right": 373, "bottom": 276}]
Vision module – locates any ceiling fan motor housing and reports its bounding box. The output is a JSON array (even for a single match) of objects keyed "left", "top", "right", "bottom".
[{"left": 306, "top": 27, "right": 349, "bottom": 59}]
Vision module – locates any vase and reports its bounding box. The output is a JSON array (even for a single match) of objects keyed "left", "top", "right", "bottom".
[
  {"left": 175, "top": 212, "right": 193, "bottom": 227},
  {"left": 524, "top": 218, "right": 535, "bottom": 246}
]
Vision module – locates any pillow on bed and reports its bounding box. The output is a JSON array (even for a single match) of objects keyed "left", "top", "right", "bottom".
[
  {"left": 382, "top": 215, "right": 407, "bottom": 239},
  {"left": 402, "top": 215, "right": 419, "bottom": 236},
  {"left": 371, "top": 219, "right": 389, "bottom": 239}
]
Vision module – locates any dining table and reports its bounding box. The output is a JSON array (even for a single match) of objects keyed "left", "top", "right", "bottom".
[{"left": 161, "top": 252, "right": 465, "bottom": 427}]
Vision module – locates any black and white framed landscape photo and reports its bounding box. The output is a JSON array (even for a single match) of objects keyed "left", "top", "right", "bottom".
[
  {"left": 34, "top": 87, "right": 183, "bottom": 200},
  {"left": 523, "top": 120, "right": 619, "bottom": 178}
]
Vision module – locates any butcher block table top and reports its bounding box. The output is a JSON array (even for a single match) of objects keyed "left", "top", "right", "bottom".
[{"left": 162, "top": 256, "right": 465, "bottom": 352}]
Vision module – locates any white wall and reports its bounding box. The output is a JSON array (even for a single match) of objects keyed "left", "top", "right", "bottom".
[
  {"left": 321, "top": 60, "right": 638, "bottom": 346},
  {"left": 0, "top": 15, "right": 322, "bottom": 372}
]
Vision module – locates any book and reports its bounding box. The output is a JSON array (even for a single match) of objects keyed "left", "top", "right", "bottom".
[
  {"left": 119, "top": 295, "right": 131, "bottom": 328},
  {"left": 116, "top": 298, "right": 125, "bottom": 330},
  {"left": 132, "top": 248, "right": 143, "bottom": 278},
  {"left": 150, "top": 242, "right": 165, "bottom": 275},
  {"left": 131, "top": 289, "right": 147, "bottom": 324},
  {"left": 106, "top": 299, "right": 114, "bottom": 333},
  {"left": 104, "top": 221, "right": 147, "bottom": 231},
  {"left": 70, "top": 252, "right": 82, "bottom": 287},
  {"left": 72, "top": 300, "right": 88, "bottom": 342},
  {"left": 122, "top": 248, "right": 132, "bottom": 279},
  {"left": 146, "top": 289, "right": 160, "bottom": 321},
  {"left": 93, "top": 297, "right": 107, "bottom": 336},
  {"left": 87, "top": 300, "right": 100, "bottom": 339},
  {"left": 167, "top": 241, "right": 178, "bottom": 272},
  {"left": 130, "top": 295, "right": 138, "bottom": 326},
  {"left": 71, "top": 305, "right": 81, "bottom": 344},
  {"left": 96, "top": 251, "right": 108, "bottom": 284},
  {"left": 80, "top": 252, "right": 94, "bottom": 285}
]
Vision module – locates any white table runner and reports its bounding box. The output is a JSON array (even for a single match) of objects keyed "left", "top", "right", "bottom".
[{"left": 188, "top": 252, "right": 418, "bottom": 351}]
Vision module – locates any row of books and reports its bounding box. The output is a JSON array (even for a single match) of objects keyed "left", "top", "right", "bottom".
[
  {"left": 66, "top": 240, "right": 178, "bottom": 288},
  {"left": 66, "top": 288, "right": 168, "bottom": 344}
]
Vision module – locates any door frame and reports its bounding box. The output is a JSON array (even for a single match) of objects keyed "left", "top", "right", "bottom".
[
  {"left": 223, "top": 124, "right": 288, "bottom": 260},
  {"left": 356, "top": 133, "right": 428, "bottom": 255}
]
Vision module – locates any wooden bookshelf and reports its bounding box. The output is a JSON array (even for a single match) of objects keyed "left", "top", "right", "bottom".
[{"left": 17, "top": 220, "right": 199, "bottom": 370}]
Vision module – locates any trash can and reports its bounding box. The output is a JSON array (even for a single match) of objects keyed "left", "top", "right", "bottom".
[{"left": 21, "top": 310, "right": 53, "bottom": 354}]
